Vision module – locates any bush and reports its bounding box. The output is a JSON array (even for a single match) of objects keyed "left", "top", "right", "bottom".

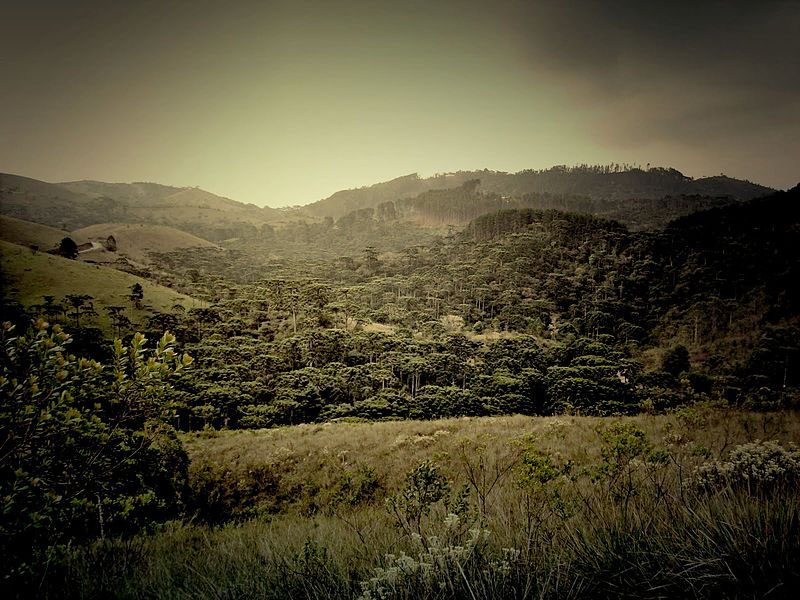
[
  {"left": 0, "top": 322, "right": 192, "bottom": 586},
  {"left": 693, "top": 440, "right": 800, "bottom": 493}
]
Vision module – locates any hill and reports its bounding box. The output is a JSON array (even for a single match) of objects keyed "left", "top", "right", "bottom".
[
  {"left": 328, "top": 179, "right": 738, "bottom": 231},
  {"left": 0, "top": 215, "right": 82, "bottom": 250},
  {"left": 304, "top": 166, "right": 774, "bottom": 221},
  {"left": 0, "top": 240, "right": 203, "bottom": 331},
  {"left": 58, "top": 179, "right": 183, "bottom": 204},
  {"left": 71, "top": 223, "right": 221, "bottom": 265},
  {"left": 1, "top": 174, "right": 282, "bottom": 241},
  {"left": 3, "top": 167, "right": 775, "bottom": 238},
  {"left": 0, "top": 173, "right": 101, "bottom": 230}
]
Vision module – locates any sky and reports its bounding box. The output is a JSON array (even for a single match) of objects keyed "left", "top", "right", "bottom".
[{"left": 1, "top": 0, "right": 798, "bottom": 207}]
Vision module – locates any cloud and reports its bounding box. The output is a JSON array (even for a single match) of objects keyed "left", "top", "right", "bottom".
[{"left": 500, "top": 0, "right": 800, "bottom": 148}]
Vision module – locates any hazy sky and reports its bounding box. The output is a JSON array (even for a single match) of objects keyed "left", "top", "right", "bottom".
[{"left": 1, "top": 1, "right": 798, "bottom": 206}]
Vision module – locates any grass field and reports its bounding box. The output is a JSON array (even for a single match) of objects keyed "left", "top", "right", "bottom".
[
  {"left": 72, "top": 222, "right": 221, "bottom": 264},
  {"left": 48, "top": 408, "right": 800, "bottom": 599},
  {"left": 0, "top": 240, "right": 203, "bottom": 331},
  {"left": 0, "top": 215, "right": 80, "bottom": 250}
]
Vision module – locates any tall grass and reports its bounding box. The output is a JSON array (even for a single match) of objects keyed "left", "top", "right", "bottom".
[{"left": 40, "top": 408, "right": 800, "bottom": 599}]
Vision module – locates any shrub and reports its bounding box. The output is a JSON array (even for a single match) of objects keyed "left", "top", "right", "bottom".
[
  {"left": 358, "top": 523, "right": 520, "bottom": 600},
  {"left": 693, "top": 440, "right": 800, "bottom": 492},
  {"left": 387, "top": 460, "right": 450, "bottom": 540},
  {"left": 0, "top": 322, "right": 192, "bottom": 584}
]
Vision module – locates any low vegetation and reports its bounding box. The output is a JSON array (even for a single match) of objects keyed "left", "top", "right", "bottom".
[{"left": 42, "top": 407, "right": 800, "bottom": 599}]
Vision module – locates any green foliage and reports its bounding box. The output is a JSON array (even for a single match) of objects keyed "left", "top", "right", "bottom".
[
  {"left": 662, "top": 344, "right": 690, "bottom": 376},
  {"left": 57, "top": 237, "right": 78, "bottom": 259},
  {"left": 328, "top": 464, "right": 382, "bottom": 510},
  {"left": 693, "top": 440, "right": 800, "bottom": 493},
  {"left": 387, "top": 460, "right": 450, "bottom": 539},
  {"left": 0, "top": 320, "right": 192, "bottom": 583}
]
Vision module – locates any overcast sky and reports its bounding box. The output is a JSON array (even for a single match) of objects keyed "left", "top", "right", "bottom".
[{"left": 1, "top": 0, "right": 797, "bottom": 206}]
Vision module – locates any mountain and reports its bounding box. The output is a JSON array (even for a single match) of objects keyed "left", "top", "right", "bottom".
[
  {"left": 342, "top": 179, "right": 737, "bottom": 231},
  {"left": 0, "top": 174, "right": 281, "bottom": 240},
  {"left": 304, "top": 166, "right": 774, "bottom": 221},
  {"left": 57, "top": 180, "right": 183, "bottom": 204},
  {"left": 1, "top": 166, "right": 777, "bottom": 240},
  {"left": 0, "top": 173, "right": 101, "bottom": 230}
]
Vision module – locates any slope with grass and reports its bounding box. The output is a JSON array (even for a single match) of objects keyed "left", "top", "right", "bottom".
[
  {"left": 0, "top": 215, "right": 81, "bottom": 250},
  {"left": 119, "top": 188, "right": 280, "bottom": 240},
  {"left": 72, "top": 223, "right": 222, "bottom": 265},
  {"left": 53, "top": 408, "right": 800, "bottom": 599},
  {"left": 184, "top": 410, "right": 800, "bottom": 506},
  {"left": 0, "top": 240, "right": 203, "bottom": 330}
]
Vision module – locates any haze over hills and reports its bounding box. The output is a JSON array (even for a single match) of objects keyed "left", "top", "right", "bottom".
[
  {"left": 0, "top": 165, "right": 777, "bottom": 242},
  {"left": 303, "top": 166, "right": 774, "bottom": 220},
  {"left": 0, "top": 173, "right": 281, "bottom": 239}
]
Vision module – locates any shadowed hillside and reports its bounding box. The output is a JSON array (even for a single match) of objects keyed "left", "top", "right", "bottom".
[
  {"left": 0, "top": 215, "right": 81, "bottom": 250},
  {"left": 304, "top": 166, "right": 773, "bottom": 221}
]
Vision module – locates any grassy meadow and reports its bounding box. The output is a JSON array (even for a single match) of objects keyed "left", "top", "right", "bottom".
[
  {"left": 71, "top": 223, "right": 221, "bottom": 265},
  {"left": 46, "top": 406, "right": 800, "bottom": 599},
  {"left": 0, "top": 240, "right": 203, "bottom": 331}
]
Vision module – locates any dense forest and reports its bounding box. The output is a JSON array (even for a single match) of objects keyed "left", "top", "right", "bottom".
[{"left": 4, "top": 184, "right": 798, "bottom": 432}]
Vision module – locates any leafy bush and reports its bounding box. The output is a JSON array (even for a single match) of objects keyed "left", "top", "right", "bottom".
[
  {"left": 0, "top": 321, "right": 192, "bottom": 584},
  {"left": 694, "top": 440, "right": 800, "bottom": 492},
  {"left": 387, "top": 460, "right": 451, "bottom": 540}
]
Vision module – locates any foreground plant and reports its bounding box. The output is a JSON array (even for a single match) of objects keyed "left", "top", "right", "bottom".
[{"left": 0, "top": 320, "right": 192, "bottom": 588}]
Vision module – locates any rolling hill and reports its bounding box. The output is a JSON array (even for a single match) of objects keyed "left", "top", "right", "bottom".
[
  {"left": 378, "top": 180, "right": 740, "bottom": 231},
  {"left": 71, "top": 223, "right": 221, "bottom": 265},
  {"left": 1, "top": 166, "right": 777, "bottom": 240},
  {"left": 1, "top": 174, "right": 282, "bottom": 240},
  {"left": 0, "top": 240, "right": 203, "bottom": 331},
  {"left": 0, "top": 215, "right": 82, "bottom": 250}
]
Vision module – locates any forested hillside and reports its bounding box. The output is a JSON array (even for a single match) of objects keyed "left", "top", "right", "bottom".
[
  {"left": 2, "top": 176, "right": 797, "bottom": 598},
  {"left": 6, "top": 185, "right": 794, "bottom": 433},
  {"left": 305, "top": 165, "right": 772, "bottom": 221}
]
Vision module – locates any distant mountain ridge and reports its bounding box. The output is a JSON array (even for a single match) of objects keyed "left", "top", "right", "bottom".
[
  {"left": 0, "top": 173, "right": 280, "bottom": 240},
  {"left": 305, "top": 166, "right": 774, "bottom": 220},
  {"left": 1, "top": 165, "right": 777, "bottom": 240}
]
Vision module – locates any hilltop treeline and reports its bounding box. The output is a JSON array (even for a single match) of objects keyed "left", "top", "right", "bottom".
[{"left": 304, "top": 165, "right": 772, "bottom": 220}]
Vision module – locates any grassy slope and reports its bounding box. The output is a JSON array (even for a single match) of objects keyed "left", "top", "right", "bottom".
[
  {"left": 0, "top": 215, "right": 82, "bottom": 250},
  {"left": 64, "top": 410, "right": 798, "bottom": 599},
  {"left": 72, "top": 222, "right": 221, "bottom": 264},
  {"left": 0, "top": 240, "right": 203, "bottom": 330},
  {"left": 121, "top": 188, "right": 279, "bottom": 226},
  {"left": 186, "top": 411, "right": 800, "bottom": 493}
]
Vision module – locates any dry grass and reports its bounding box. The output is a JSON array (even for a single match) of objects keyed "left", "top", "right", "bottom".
[
  {"left": 48, "top": 408, "right": 800, "bottom": 599},
  {"left": 185, "top": 410, "right": 800, "bottom": 493},
  {"left": 0, "top": 215, "right": 80, "bottom": 250},
  {"left": 72, "top": 223, "right": 221, "bottom": 265}
]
